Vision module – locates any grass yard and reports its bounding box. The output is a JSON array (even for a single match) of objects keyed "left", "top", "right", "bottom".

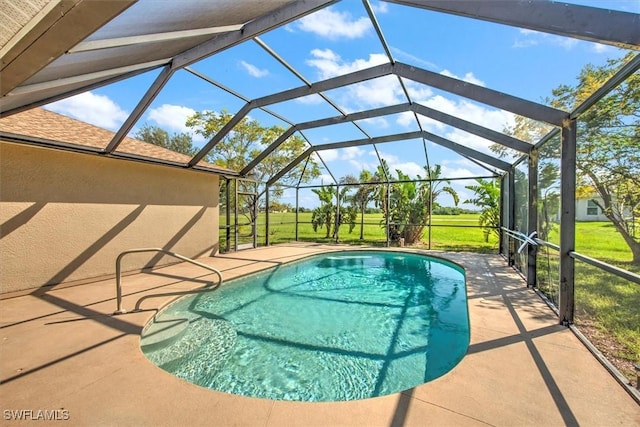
[
  {"left": 546, "top": 221, "right": 636, "bottom": 265},
  {"left": 536, "top": 224, "right": 639, "bottom": 387},
  {"left": 263, "top": 212, "right": 500, "bottom": 252},
  {"left": 221, "top": 211, "right": 640, "bottom": 386}
]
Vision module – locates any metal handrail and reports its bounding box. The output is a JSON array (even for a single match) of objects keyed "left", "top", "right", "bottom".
[
  {"left": 114, "top": 248, "right": 223, "bottom": 314},
  {"left": 532, "top": 237, "right": 639, "bottom": 286},
  {"left": 570, "top": 251, "right": 640, "bottom": 286},
  {"left": 534, "top": 238, "right": 560, "bottom": 251},
  {"left": 501, "top": 227, "right": 538, "bottom": 253}
]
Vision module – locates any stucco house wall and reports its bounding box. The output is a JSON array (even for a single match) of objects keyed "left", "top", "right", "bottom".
[
  {"left": 575, "top": 197, "right": 609, "bottom": 221},
  {"left": 0, "top": 110, "right": 220, "bottom": 294},
  {"left": 0, "top": 143, "right": 219, "bottom": 293}
]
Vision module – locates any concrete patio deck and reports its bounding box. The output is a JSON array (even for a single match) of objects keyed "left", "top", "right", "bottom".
[{"left": 1, "top": 243, "right": 638, "bottom": 426}]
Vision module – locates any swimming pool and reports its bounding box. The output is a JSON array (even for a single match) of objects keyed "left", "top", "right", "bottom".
[{"left": 141, "top": 250, "right": 469, "bottom": 402}]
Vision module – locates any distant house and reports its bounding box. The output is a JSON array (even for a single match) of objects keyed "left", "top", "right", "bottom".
[
  {"left": 575, "top": 197, "right": 608, "bottom": 221},
  {"left": 574, "top": 195, "right": 633, "bottom": 222}
]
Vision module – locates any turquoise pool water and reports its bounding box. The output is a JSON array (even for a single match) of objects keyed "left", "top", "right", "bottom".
[{"left": 141, "top": 250, "right": 469, "bottom": 402}]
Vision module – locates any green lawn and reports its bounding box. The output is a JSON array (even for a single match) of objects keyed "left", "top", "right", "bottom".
[
  {"left": 263, "top": 212, "right": 500, "bottom": 252},
  {"left": 221, "top": 211, "right": 639, "bottom": 385},
  {"left": 537, "top": 223, "right": 639, "bottom": 386},
  {"left": 547, "top": 221, "right": 635, "bottom": 265}
]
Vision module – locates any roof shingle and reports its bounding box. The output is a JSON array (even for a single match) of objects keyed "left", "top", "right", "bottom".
[{"left": 0, "top": 107, "right": 226, "bottom": 171}]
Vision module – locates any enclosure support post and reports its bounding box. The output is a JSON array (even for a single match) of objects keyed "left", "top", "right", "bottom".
[
  {"left": 508, "top": 168, "right": 516, "bottom": 266},
  {"left": 386, "top": 182, "right": 390, "bottom": 247},
  {"left": 559, "top": 118, "right": 577, "bottom": 325},
  {"left": 428, "top": 180, "right": 432, "bottom": 250},
  {"left": 499, "top": 174, "right": 505, "bottom": 256},
  {"left": 234, "top": 179, "right": 238, "bottom": 251},
  {"left": 335, "top": 184, "right": 340, "bottom": 243},
  {"left": 253, "top": 182, "right": 258, "bottom": 249},
  {"left": 295, "top": 187, "right": 299, "bottom": 242},
  {"left": 527, "top": 149, "right": 538, "bottom": 288},
  {"left": 265, "top": 185, "right": 270, "bottom": 246},
  {"left": 225, "top": 178, "right": 231, "bottom": 253}
]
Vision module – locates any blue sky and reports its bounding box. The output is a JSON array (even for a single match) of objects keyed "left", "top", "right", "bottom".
[{"left": 44, "top": 0, "right": 638, "bottom": 208}]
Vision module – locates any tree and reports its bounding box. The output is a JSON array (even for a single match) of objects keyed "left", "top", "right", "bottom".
[
  {"left": 134, "top": 124, "right": 197, "bottom": 156},
  {"left": 465, "top": 178, "right": 500, "bottom": 242},
  {"left": 500, "top": 53, "right": 640, "bottom": 264},
  {"left": 269, "top": 201, "right": 294, "bottom": 212},
  {"left": 186, "top": 109, "right": 321, "bottom": 233},
  {"left": 310, "top": 177, "right": 358, "bottom": 239},
  {"left": 335, "top": 175, "right": 358, "bottom": 238},
  {"left": 374, "top": 161, "right": 459, "bottom": 245},
  {"left": 186, "top": 109, "right": 319, "bottom": 186},
  {"left": 422, "top": 164, "right": 460, "bottom": 215},
  {"left": 351, "top": 170, "right": 378, "bottom": 239},
  {"left": 552, "top": 53, "right": 639, "bottom": 264},
  {"left": 311, "top": 185, "right": 336, "bottom": 238}
]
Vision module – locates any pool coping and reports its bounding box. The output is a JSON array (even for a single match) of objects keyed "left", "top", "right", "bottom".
[{"left": 1, "top": 243, "right": 639, "bottom": 426}]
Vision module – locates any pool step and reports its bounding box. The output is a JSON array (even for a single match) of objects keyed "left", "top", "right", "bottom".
[{"left": 140, "top": 316, "right": 190, "bottom": 352}]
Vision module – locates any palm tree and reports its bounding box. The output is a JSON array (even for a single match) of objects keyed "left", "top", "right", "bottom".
[
  {"left": 351, "top": 170, "right": 377, "bottom": 239},
  {"left": 374, "top": 162, "right": 460, "bottom": 245},
  {"left": 464, "top": 178, "right": 500, "bottom": 242},
  {"left": 311, "top": 185, "right": 335, "bottom": 238},
  {"left": 420, "top": 164, "right": 460, "bottom": 222}
]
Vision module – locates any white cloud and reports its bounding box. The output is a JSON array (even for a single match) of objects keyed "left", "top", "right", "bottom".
[
  {"left": 375, "top": 150, "right": 425, "bottom": 178},
  {"left": 512, "top": 38, "right": 539, "bottom": 48},
  {"left": 294, "top": 93, "right": 326, "bottom": 105},
  {"left": 519, "top": 29, "right": 539, "bottom": 36},
  {"left": 311, "top": 48, "right": 341, "bottom": 61},
  {"left": 147, "top": 104, "right": 195, "bottom": 132},
  {"left": 390, "top": 47, "right": 439, "bottom": 70},
  {"left": 240, "top": 60, "right": 269, "bottom": 77},
  {"left": 391, "top": 89, "right": 515, "bottom": 161},
  {"left": 443, "top": 128, "right": 521, "bottom": 160},
  {"left": 305, "top": 50, "right": 400, "bottom": 111},
  {"left": 442, "top": 157, "right": 481, "bottom": 170},
  {"left": 422, "top": 95, "right": 515, "bottom": 134},
  {"left": 306, "top": 49, "right": 388, "bottom": 80},
  {"left": 405, "top": 83, "right": 434, "bottom": 103},
  {"left": 296, "top": 7, "right": 372, "bottom": 40},
  {"left": 395, "top": 111, "right": 416, "bottom": 128},
  {"left": 402, "top": 94, "right": 516, "bottom": 158},
  {"left": 440, "top": 164, "right": 474, "bottom": 179},
  {"left": 390, "top": 161, "right": 424, "bottom": 178},
  {"left": 319, "top": 148, "right": 339, "bottom": 162},
  {"left": 340, "top": 146, "right": 366, "bottom": 160},
  {"left": 417, "top": 116, "right": 447, "bottom": 132},
  {"left": 592, "top": 43, "right": 612, "bottom": 54},
  {"left": 146, "top": 104, "right": 205, "bottom": 143},
  {"left": 349, "top": 75, "right": 403, "bottom": 108},
  {"left": 513, "top": 28, "right": 579, "bottom": 50},
  {"left": 371, "top": 2, "right": 389, "bottom": 14},
  {"left": 348, "top": 158, "right": 378, "bottom": 172},
  {"left": 440, "top": 70, "right": 485, "bottom": 86},
  {"left": 318, "top": 146, "right": 374, "bottom": 173},
  {"left": 377, "top": 150, "right": 399, "bottom": 164},
  {"left": 45, "top": 91, "right": 128, "bottom": 131},
  {"left": 360, "top": 116, "right": 389, "bottom": 128}
]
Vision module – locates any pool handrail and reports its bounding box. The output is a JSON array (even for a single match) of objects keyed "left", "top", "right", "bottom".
[{"left": 114, "top": 248, "right": 223, "bottom": 314}]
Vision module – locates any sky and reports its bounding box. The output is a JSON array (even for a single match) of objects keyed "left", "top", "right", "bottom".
[{"left": 43, "top": 0, "right": 639, "bottom": 208}]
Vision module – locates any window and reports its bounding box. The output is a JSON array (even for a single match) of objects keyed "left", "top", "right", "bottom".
[{"left": 587, "top": 199, "right": 599, "bottom": 216}]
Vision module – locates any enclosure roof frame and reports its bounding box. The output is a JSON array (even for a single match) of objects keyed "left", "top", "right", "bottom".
[{"left": 1, "top": 0, "right": 638, "bottom": 186}]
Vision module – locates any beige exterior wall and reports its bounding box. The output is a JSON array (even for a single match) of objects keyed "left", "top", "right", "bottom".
[{"left": 0, "top": 143, "right": 219, "bottom": 293}]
